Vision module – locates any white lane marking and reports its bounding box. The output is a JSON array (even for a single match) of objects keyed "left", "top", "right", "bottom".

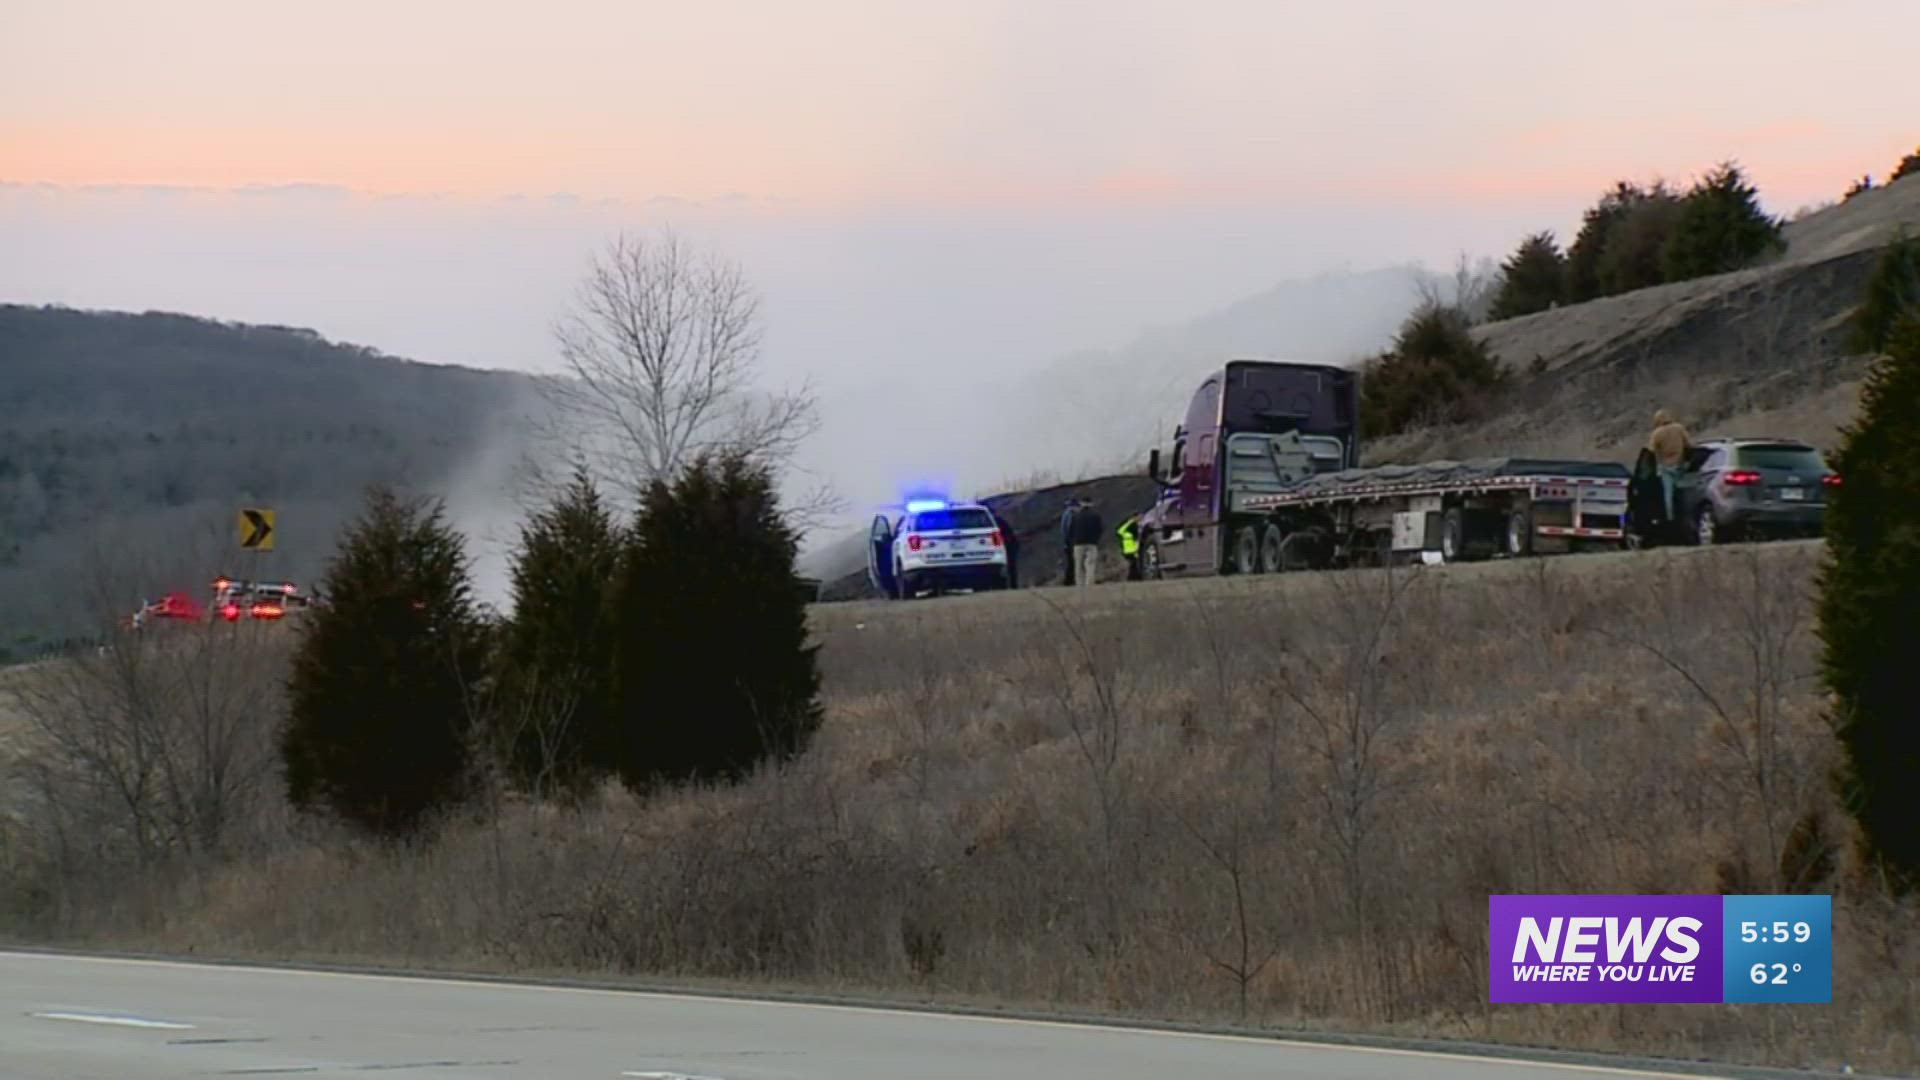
[
  {"left": 622, "top": 1072, "right": 730, "bottom": 1080},
  {"left": 31, "top": 1010, "right": 195, "bottom": 1030},
  {"left": 4, "top": 951, "right": 1719, "bottom": 1078}
]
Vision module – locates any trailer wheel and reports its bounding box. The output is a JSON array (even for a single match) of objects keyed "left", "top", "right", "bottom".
[
  {"left": 1231, "top": 527, "right": 1261, "bottom": 575},
  {"left": 1259, "top": 525, "right": 1286, "bottom": 573},
  {"left": 1505, "top": 507, "right": 1532, "bottom": 557},
  {"left": 1143, "top": 539, "right": 1164, "bottom": 580}
]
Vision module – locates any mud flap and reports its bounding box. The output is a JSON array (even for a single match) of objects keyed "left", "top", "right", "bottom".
[{"left": 866, "top": 514, "right": 897, "bottom": 596}]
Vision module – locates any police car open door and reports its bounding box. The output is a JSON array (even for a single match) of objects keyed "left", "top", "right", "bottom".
[{"left": 867, "top": 514, "right": 897, "bottom": 597}]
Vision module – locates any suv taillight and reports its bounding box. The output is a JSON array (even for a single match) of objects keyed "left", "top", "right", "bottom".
[
  {"left": 988, "top": 530, "right": 1003, "bottom": 546},
  {"left": 1723, "top": 470, "right": 1762, "bottom": 486},
  {"left": 1822, "top": 474, "right": 1841, "bottom": 487},
  {"left": 906, "top": 534, "right": 923, "bottom": 552}
]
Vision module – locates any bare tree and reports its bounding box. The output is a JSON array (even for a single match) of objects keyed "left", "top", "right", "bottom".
[{"left": 540, "top": 228, "right": 835, "bottom": 522}]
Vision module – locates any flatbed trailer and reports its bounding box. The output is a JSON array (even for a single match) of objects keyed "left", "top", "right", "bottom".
[
  {"left": 1230, "top": 453, "right": 1631, "bottom": 570},
  {"left": 1135, "top": 361, "right": 1633, "bottom": 578}
]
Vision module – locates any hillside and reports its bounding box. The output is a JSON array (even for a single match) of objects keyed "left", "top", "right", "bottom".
[
  {"left": 811, "top": 176, "right": 1919, "bottom": 599},
  {"left": 1375, "top": 172, "right": 1920, "bottom": 463},
  {"left": 0, "top": 305, "right": 538, "bottom": 658}
]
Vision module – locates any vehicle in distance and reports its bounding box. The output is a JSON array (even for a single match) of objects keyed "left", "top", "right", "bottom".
[
  {"left": 210, "top": 576, "right": 317, "bottom": 621},
  {"left": 1137, "top": 359, "right": 1634, "bottom": 577},
  {"left": 866, "top": 498, "right": 1010, "bottom": 600},
  {"left": 1665, "top": 437, "right": 1838, "bottom": 545}
]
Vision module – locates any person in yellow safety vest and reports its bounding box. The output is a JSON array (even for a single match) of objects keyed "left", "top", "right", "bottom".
[{"left": 1117, "top": 515, "right": 1142, "bottom": 581}]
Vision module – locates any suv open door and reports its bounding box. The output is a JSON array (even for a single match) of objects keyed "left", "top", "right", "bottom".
[
  {"left": 1627, "top": 447, "right": 1668, "bottom": 546},
  {"left": 866, "top": 514, "right": 897, "bottom": 598}
]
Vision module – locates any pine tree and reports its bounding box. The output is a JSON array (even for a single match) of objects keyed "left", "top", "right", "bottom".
[
  {"left": 1661, "top": 161, "right": 1783, "bottom": 282},
  {"left": 608, "top": 454, "right": 821, "bottom": 791},
  {"left": 494, "top": 462, "right": 623, "bottom": 799},
  {"left": 1488, "top": 231, "right": 1567, "bottom": 321},
  {"left": 282, "top": 486, "right": 487, "bottom": 838},
  {"left": 1595, "top": 182, "right": 1685, "bottom": 296},
  {"left": 1565, "top": 181, "right": 1644, "bottom": 302},
  {"left": 1358, "top": 303, "right": 1508, "bottom": 438},
  {"left": 1891, "top": 147, "right": 1920, "bottom": 184},
  {"left": 1817, "top": 314, "right": 1920, "bottom": 891},
  {"left": 1847, "top": 231, "right": 1920, "bottom": 355}
]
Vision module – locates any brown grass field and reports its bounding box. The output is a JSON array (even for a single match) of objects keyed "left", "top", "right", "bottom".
[{"left": 2, "top": 540, "right": 1916, "bottom": 1074}]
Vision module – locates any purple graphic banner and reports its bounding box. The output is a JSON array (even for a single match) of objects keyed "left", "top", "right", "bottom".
[{"left": 1489, "top": 895, "right": 1724, "bottom": 1003}]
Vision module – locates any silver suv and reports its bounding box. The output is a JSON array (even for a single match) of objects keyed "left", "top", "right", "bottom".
[{"left": 1677, "top": 438, "right": 1838, "bottom": 544}]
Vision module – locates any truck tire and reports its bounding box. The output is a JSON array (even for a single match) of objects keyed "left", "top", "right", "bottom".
[
  {"left": 1506, "top": 506, "right": 1532, "bottom": 557},
  {"left": 1143, "top": 539, "right": 1164, "bottom": 580},
  {"left": 1231, "top": 527, "right": 1261, "bottom": 575},
  {"left": 1259, "top": 524, "right": 1285, "bottom": 574}
]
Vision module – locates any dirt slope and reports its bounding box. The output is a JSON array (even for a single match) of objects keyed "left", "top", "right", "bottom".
[{"left": 1373, "top": 173, "right": 1920, "bottom": 463}]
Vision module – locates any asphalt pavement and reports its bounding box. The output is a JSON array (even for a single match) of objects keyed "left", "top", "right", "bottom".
[{"left": 0, "top": 950, "right": 1756, "bottom": 1080}]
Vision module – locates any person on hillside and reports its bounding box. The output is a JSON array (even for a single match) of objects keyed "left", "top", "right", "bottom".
[
  {"left": 989, "top": 508, "right": 1020, "bottom": 588},
  {"left": 1059, "top": 498, "right": 1079, "bottom": 586},
  {"left": 1648, "top": 408, "right": 1692, "bottom": 521},
  {"left": 1068, "top": 499, "right": 1105, "bottom": 587},
  {"left": 1116, "top": 513, "right": 1143, "bottom": 580}
]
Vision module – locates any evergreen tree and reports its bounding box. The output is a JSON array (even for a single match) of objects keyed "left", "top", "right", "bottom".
[
  {"left": 282, "top": 486, "right": 487, "bottom": 838},
  {"left": 1565, "top": 181, "right": 1643, "bottom": 302},
  {"left": 1594, "top": 182, "right": 1684, "bottom": 296},
  {"left": 1847, "top": 231, "right": 1920, "bottom": 355},
  {"left": 609, "top": 453, "right": 821, "bottom": 791},
  {"left": 1816, "top": 314, "right": 1920, "bottom": 891},
  {"left": 1661, "top": 161, "right": 1784, "bottom": 281},
  {"left": 1359, "top": 303, "right": 1508, "bottom": 438},
  {"left": 1488, "top": 231, "right": 1567, "bottom": 321},
  {"left": 494, "top": 462, "right": 623, "bottom": 799},
  {"left": 1891, "top": 147, "right": 1920, "bottom": 184}
]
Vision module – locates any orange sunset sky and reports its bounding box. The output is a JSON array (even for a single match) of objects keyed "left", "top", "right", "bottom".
[{"left": 4, "top": 0, "right": 1917, "bottom": 528}]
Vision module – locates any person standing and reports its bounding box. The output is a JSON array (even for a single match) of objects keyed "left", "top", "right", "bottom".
[
  {"left": 1059, "top": 498, "right": 1079, "bottom": 586},
  {"left": 1069, "top": 499, "right": 1104, "bottom": 587},
  {"left": 1116, "top": 513, "right": 1142, "bottom": 580},
  {"left": 1648, "top": 408, "right": 1691, "bottom": 521}
]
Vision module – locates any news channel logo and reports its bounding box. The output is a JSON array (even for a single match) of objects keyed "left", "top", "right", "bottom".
[{"left": 1488, "top": 894, "right": 1832, "bottom": 1004}]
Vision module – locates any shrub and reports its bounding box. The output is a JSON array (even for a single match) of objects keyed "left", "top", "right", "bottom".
[
  {"left": 1817, "top": 313, "right": 1920, "bottom": 891},
  {"left": 1847, "top": 230, "right": 1920, "bottom": 355},
  {"left": 1487, "top": 231, "right": 1566, "bottom": 320},
  {"left": 1845, "top": 175, "right": 1877, "bottom": 201},
  {"left": 282, "top": 486, "right": 487, "bottom": 838},
  {"left": 1566, "top": 181, "right": 1682, "bottom": 301},
  {"left": 494, "top": 463, "right": 623, "bottom": 799},
  {"left": 608, "top": 453, "right": 822, "bottom": 791},
  {"left": 1661, "top": 161, "right": 1783, "bottom": 282},
  {"left": 1891, "top": 147, "right": 1920, "bottom": 184},
  {"left": 1595, "top": 183, "right": 1685, "bottom": 296},
  {"left": 1359, "top": 303, "right": 1507, "bottom": 438}
]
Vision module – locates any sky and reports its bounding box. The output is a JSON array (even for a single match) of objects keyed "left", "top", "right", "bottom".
[{"left": 4, "top": 0, "right": 1918, "bottom": 547}]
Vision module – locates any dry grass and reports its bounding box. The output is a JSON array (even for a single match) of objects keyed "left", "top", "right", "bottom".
[{"left": 2, "top": 542, "right": 1915, "bottom": 1074}]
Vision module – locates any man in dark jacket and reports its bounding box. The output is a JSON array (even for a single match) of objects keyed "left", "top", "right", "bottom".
[
  {"left": 1059, "top": 499, "right": 1079, "bottom": 586},
  {"left": 1067, "top": 499, "right": 1105, "bottom": 587},
  {"left": 989, "top": 509, "right": 1020, "bottom": 588}
]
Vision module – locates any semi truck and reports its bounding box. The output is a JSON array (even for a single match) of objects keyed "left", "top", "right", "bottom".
[{"left": 1135, "top": 360, "right": 1634, "bottom": 577}]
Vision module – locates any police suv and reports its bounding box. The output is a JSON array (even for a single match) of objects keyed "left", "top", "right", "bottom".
[{"left": 866, "top": 499, "right": 1010, "bottom": 600}]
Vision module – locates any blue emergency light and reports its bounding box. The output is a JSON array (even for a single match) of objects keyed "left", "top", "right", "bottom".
[{"left": 905, "top": 498, "right": 949, "bottom": 513}]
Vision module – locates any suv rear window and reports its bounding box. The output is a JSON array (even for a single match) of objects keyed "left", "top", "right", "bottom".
[
  {"left": 911, "top": 508, "right": 993, "bottom": 532},
  {"left": 1734, "top": 444, "right": 1825, "bottom": 471}
]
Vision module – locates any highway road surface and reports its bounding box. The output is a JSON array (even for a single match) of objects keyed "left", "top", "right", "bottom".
[{"left": 0, "top": 950, "right": 1752, "bottom": 1080}]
